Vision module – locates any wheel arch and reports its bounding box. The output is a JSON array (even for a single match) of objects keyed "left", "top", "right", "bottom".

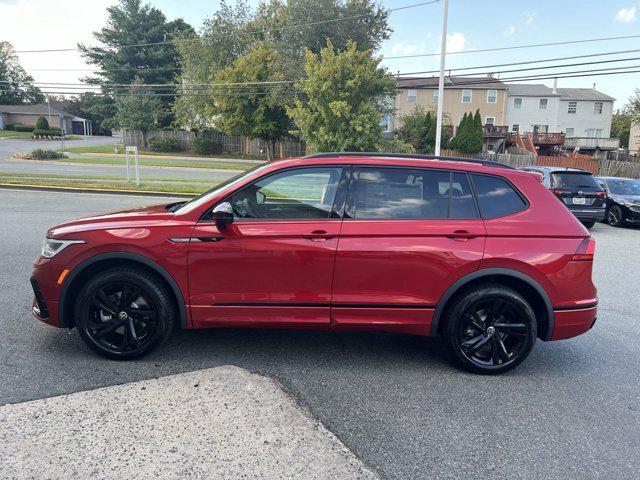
[
  {"left": 58, "top": 252, "right": 188, "bottom": 329},
  {"left": 430, "top": 268, "right": 554, "bottom": 341}
]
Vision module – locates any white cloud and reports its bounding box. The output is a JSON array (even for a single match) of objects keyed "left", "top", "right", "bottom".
[
  {"left": 446, "top": 32, "right": 469, "bottom": 53},
  {"left": 390, "top": 42, "right": 426, "bottom": 56},
  {"left": 0, "top": 0, "right": 118, "bottom": 87},
  {"left": 524, "top": 10, "right": 537, "bottom": 25},
  {"left": 505, "top": 25, "right": 516, "bottom": 35},
  {"left": 615, "top": 6, "right": 637, "bottom": 22}
]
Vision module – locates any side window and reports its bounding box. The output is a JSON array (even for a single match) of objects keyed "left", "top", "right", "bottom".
[
  {"left": 351, "top": 168, "right": 477, "bottom": 220},
  {"left": 229, "top": 167, "right": 342, "bottom": 220},
  {"left": 471, "top": 174, "right": 527, "bottom": 218}
]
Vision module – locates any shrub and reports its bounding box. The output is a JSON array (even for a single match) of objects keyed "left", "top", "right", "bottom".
[
  {"left": 35, "top": 116, "right": 50, "bottom": 130},
  {"left": 380, "top": 138, "right": 415, "bottom": 154},
  {"left": 13, "top": 149, "right": 67, "bottom": 160},
  {"left": 13, "top": 124, "right": 35, "bottom": 132},
  {"left": 4, "top": 124, "right": 15, "bottom": 131},
  {"left": 192, "top": 136, "right": 222, "bottom": 155},
  {"left": 33, "top": 129, "right": 62, "bottom": 138},
  {"left": 148, "top": 136, "right": 183, "bottom": 152}
]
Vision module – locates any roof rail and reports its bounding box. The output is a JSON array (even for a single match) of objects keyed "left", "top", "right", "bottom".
[{"left": 301, "top": 152, "right": 515, "bottom": 169}]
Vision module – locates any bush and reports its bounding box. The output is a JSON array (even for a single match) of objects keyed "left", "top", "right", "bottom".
[
  {"left": 35, "top": 116, "right": 50, "bottom": 130},
  {"left": 33, "top": 129, "right": 62, "bottom": 138},
  {"left": 13, "top": 124, "right": 35, "bottom": 132},
  {"left": 13, "top": 149, "right": 67, "bottom": 160},
  {"left": 4, "top": 124, "right": 15, "bottom": 131},
  {"left": 380, "top": 138, "right": 415, "bottom": 154},
  {"left": 148, "top": 136, "right": 183, "bottom": 152},
  {"left": 192, "top": 136, "right": 222, "bottom": 155}
]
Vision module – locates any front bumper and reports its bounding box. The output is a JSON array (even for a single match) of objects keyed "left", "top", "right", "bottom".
[{"left": 30, "top": 276, "right": 60, "bottom": 327}]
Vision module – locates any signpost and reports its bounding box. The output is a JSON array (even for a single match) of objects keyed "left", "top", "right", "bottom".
[{"left": 125, "top": 146, "right": 140, "bottom": 186}]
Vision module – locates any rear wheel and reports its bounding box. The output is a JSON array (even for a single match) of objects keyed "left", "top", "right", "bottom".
[
  {"left": 444, "top": 284, "right": 537, "bottom": 374},
  {"left": 74, "top": 267, "right": 177, "bottom": 359},
  {"left": 607, "top": 205, "right": 625, "bottom": 227}
]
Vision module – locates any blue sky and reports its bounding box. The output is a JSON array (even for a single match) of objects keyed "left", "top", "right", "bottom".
[
  {"left": 3, "top": 0, "right": 639, "bottom": 108},
  {"left": 154, "top": 0, "right": 640, "bottom": 107}
]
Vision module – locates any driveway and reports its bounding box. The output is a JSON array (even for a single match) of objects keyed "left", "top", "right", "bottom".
[{"left": 1, "top": 188, "right": 639, "bottom": 479}]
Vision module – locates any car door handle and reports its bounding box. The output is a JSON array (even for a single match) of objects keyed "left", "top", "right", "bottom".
[
  {"left": 303, "top": 230, "right": 334, "bottom": 241},
  {"left": 446, "top": 230, "right": 475, "bottom": 241}
]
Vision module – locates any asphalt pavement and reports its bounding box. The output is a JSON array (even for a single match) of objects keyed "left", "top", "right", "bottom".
[{"left": 1, "top": 188, "right": 639, "bottom": 479}]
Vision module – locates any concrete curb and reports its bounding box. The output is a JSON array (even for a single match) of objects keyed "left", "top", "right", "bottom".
[{"left": 0, "top": 183, "right": 194, "bottom": 198}]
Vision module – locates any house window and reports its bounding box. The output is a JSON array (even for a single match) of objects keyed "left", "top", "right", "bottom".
[
  {"left": 539, "top": 98, "right": 548, "bottom": 110},
  {"left": 568, "top": 101, "right": 577, "bottom": 114},
  {"left": 461, "top": 89, "right": 472, "bottom": 103},
  {"left": 432, "top": 89, "right": 439, "bottom": 102},
  {"left": 533, "top": 125, "right": 548, "bottom": 133},
  {"left": 512, "top": 124, "right": 519, "bottom": 133},
  {"left": 514, "top": 98, "right": 522, "bottom": 109},
  {"left": 407, "top": 89, "right": 417, "bottom": 102},
  {"left": 594, "top": 101, "right": 603, "bottom": 114},
  {"left": 487, "top": 90, "right": 497, "bottom": 103},
  {"left": 565, "top": 128, "right": 574, "bottom": 137},
  {"left": 485, "top": 117, "right": 495, "bottom": 126}
]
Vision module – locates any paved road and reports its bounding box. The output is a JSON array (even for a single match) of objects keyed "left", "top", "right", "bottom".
[
  {"left": 0, "top": 135, "right": 117, "bottom": 159},
  {"left": 1, "top": 188, "right": 639, "bottom": 479}
]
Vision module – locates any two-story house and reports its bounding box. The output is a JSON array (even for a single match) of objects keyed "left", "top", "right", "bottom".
[
  {"left": 506, "top": 83, "right": 617, "bottom": 153},
  {"left": 389, "top": 76, "right": 509, "bottom": 151}
]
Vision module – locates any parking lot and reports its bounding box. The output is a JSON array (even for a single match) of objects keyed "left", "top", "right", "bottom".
[{"left": 1, "top": 187, "right": 639, "bottom": 479}]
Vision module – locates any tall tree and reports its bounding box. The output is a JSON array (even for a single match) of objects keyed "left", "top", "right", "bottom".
[
  {"left": 213, "top": 43, "right": 290, "bottom": 160},
  {"left": 627, "top": 88, "right": 640, "bottom": 129},
  {"left": 115, "top": 79, "right": 164, "bottom": 146},
  {"left": 288, "top": 40, "right": 396, "bottom": 152},
  {"left": 397, "top": 106, "right": 450, "bottom": 153},
  {"left": 0, "top": 42, "right": 43, "bottom": 105},
  {"left": 611, "top": 110, "right": 632, "bottom": 148},
  {"left": 79, "top": 0, "right": 194, "bottom": 128}
]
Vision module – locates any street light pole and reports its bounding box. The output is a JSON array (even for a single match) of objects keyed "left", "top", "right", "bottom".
[{"left": 434, "top": 0, "right": 449, "bottom": 156}]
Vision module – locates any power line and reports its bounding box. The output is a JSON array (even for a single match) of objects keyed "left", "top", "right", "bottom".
[
  {"left": 14, "top": 1, "right": 440, "bottom": 54},
  {"left": 383, "top": 34, "right": 640, "bottom": 60}
]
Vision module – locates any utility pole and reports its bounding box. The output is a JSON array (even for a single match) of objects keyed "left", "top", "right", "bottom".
[{"left": 434, "top": 0, "right": 449, "bottom": 156}]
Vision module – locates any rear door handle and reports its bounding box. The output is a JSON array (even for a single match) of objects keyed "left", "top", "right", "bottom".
[
  {"left": 446, "top": 230, "right": 475, "bottom": 241},
  {"left": 303, "top": 229, "right": 335, "bottom": 241}
]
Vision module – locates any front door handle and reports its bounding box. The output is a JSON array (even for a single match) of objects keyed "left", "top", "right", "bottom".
[
  {"left": 446, "top": 230, "right": 475, "bottom": 241},
  {"left": 303, "top": 230, "right": 334, "bottom": 241}
]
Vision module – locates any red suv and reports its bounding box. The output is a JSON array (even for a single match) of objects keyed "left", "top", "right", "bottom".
[{"left": 31, "top": 153, "right": 598, "bottom": 374}]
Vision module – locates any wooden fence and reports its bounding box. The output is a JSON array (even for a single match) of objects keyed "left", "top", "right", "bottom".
[
  {"left": 122, "top": 129, "right": 307, "bottom": 159},
  {"left": 536, "top": 155, "right": 601, "bottom": 175}
]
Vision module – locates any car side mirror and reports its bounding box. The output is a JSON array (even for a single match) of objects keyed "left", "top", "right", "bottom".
[{"left": 212, "top": 202, "right": 233, "bottom": 230}]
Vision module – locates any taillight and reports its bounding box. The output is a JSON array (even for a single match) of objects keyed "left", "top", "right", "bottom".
[
  {"left": 595, "top": 191, "right": 606, "bottom": 197},
  {"left": 550, "top": 189, "right": 563, "bottom": 196},
  {"left": 572, "top": 237, "right": 595, "bottom": 262}
]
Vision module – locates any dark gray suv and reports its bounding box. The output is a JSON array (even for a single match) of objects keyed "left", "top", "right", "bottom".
[{"left": 520, "top": 166, "right": 606, "bottom": 228}]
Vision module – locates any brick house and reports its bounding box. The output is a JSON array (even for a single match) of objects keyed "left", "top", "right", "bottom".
[{"left": 0, "top": 103, "right": 93, "bottom": 135}]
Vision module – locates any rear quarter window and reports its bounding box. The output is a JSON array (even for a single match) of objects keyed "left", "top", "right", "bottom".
[{"left": 471, "top": 174, "right": 527, "bottom": 219}]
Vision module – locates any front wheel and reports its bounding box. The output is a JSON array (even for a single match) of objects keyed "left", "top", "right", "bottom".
[
  {"left": 443, "top": 284, "right": 537, "bottom": 374},
  {"left": 607, "top": 205, "right": 625, "bottom": 227},
  {"left": 74, "top": 267, "right": 177, "bottom": 359}
]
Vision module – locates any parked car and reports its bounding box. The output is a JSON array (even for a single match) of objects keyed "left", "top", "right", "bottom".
[
  {"left": 596, "top": 176, "right": 640, "bottom": 227},
  {"left": 31, "top": 153, "right": 598, "bottom": 374},
  {"left": 519, "top": 166, "right": 606, "bottom": 228}
]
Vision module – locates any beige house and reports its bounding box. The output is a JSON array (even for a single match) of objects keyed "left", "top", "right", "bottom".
[
  {"left": 630, "top": 122, "right": 640, "bottom": 155},
  {"left": 0, "top": 103, "right": 93, "bottom": 135},
  {"left": 389, "top": 76, "right": 509, "bottom": 132}
]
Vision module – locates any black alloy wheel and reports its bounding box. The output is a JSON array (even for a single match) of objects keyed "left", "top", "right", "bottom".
[
  {"left": 444, "top": 284, "right": 536, "bottom": 374},
  {"left": 75, "top": 268, "right": 176, "bottom": 359},
  {"left": 607, "top": 205, "right": 625, "bottom": 227}
]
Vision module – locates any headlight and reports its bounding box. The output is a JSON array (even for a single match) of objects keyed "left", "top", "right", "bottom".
[{"left": 41, "top": 238, "right": 85, "bottom": 259}]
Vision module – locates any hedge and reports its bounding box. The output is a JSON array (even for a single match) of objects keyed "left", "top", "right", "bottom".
[
  {"left": 33, "top": 128, "right": 62, "bottom": 138},
  {"left": 13, "top": 124, "right": 35, "bottom": 132},
  {"left": 148, "top": 136, "right": 183, "bottom": 152},
  {"left": 192, "top": 137, "right": 222, "bottom": 155}
]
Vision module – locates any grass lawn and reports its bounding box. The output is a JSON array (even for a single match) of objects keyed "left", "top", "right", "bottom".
[
  {"left": 63, "top": 144, "right": 265, "bottom": 161},
  {"left": 0, "top": 173, "right": 207, "bottom": 195},
  {"left": 14, "top": 156, "right": 254, "bottom": 171},
  {"left": 0, "top": 130, "right": 34, "bottom": 139}
]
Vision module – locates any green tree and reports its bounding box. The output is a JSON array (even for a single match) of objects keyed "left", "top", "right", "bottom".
[
  {"left": 611, "top": 110, "right": 632, "bottom": 148},
  {"left": 449, "top": 111, "right": 482, "bottom": 154},
  {"left": 0, "top": 42, "right": 43, "bottom": 105},
  {"left": 288, "top": 40, "right": 396, "bottom": 152},
  {"left": 114, "top": 79, "right": 164, "bottom": 146},
  {"left": 397, "top": 106, "right": 450, "bottom": 153},
  {"left": 79, "top": 0, "right": 194, "bottom": 128},
  {"left": 213, "top": 43, "right": 290, "bottom": 160}
]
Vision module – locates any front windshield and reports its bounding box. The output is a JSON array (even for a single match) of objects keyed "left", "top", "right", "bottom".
[
  {"left": 607, "top": 178, "right": 640, "bottom": 196},
  {"left": 175, "top": 163, "right": 269, "bottom": 214}
]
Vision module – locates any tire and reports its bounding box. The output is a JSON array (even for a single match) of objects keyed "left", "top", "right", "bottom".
[
  {"left": 607, "top": 205, "right": 625, "bottom": 227},
  {"left": 581, "top": 221, "right": 595, "bottom": 229},
  {"left": 74, "top": 267, "right": 177, "bottom": 359},
  {"left": 443, "top": 283, "right": 537, "bottom": 374}
]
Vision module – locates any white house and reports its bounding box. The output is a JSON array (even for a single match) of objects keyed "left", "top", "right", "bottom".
[{"left": 506, "top": 83, "right": 615, "bottom": 138}]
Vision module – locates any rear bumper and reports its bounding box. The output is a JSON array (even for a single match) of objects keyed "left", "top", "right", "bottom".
[
  {"left": 568, "top": 207, "right": 605, "bottom": 222},
  {"left": 551, "top": 304, "right": 598, "bottom": 340}
]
